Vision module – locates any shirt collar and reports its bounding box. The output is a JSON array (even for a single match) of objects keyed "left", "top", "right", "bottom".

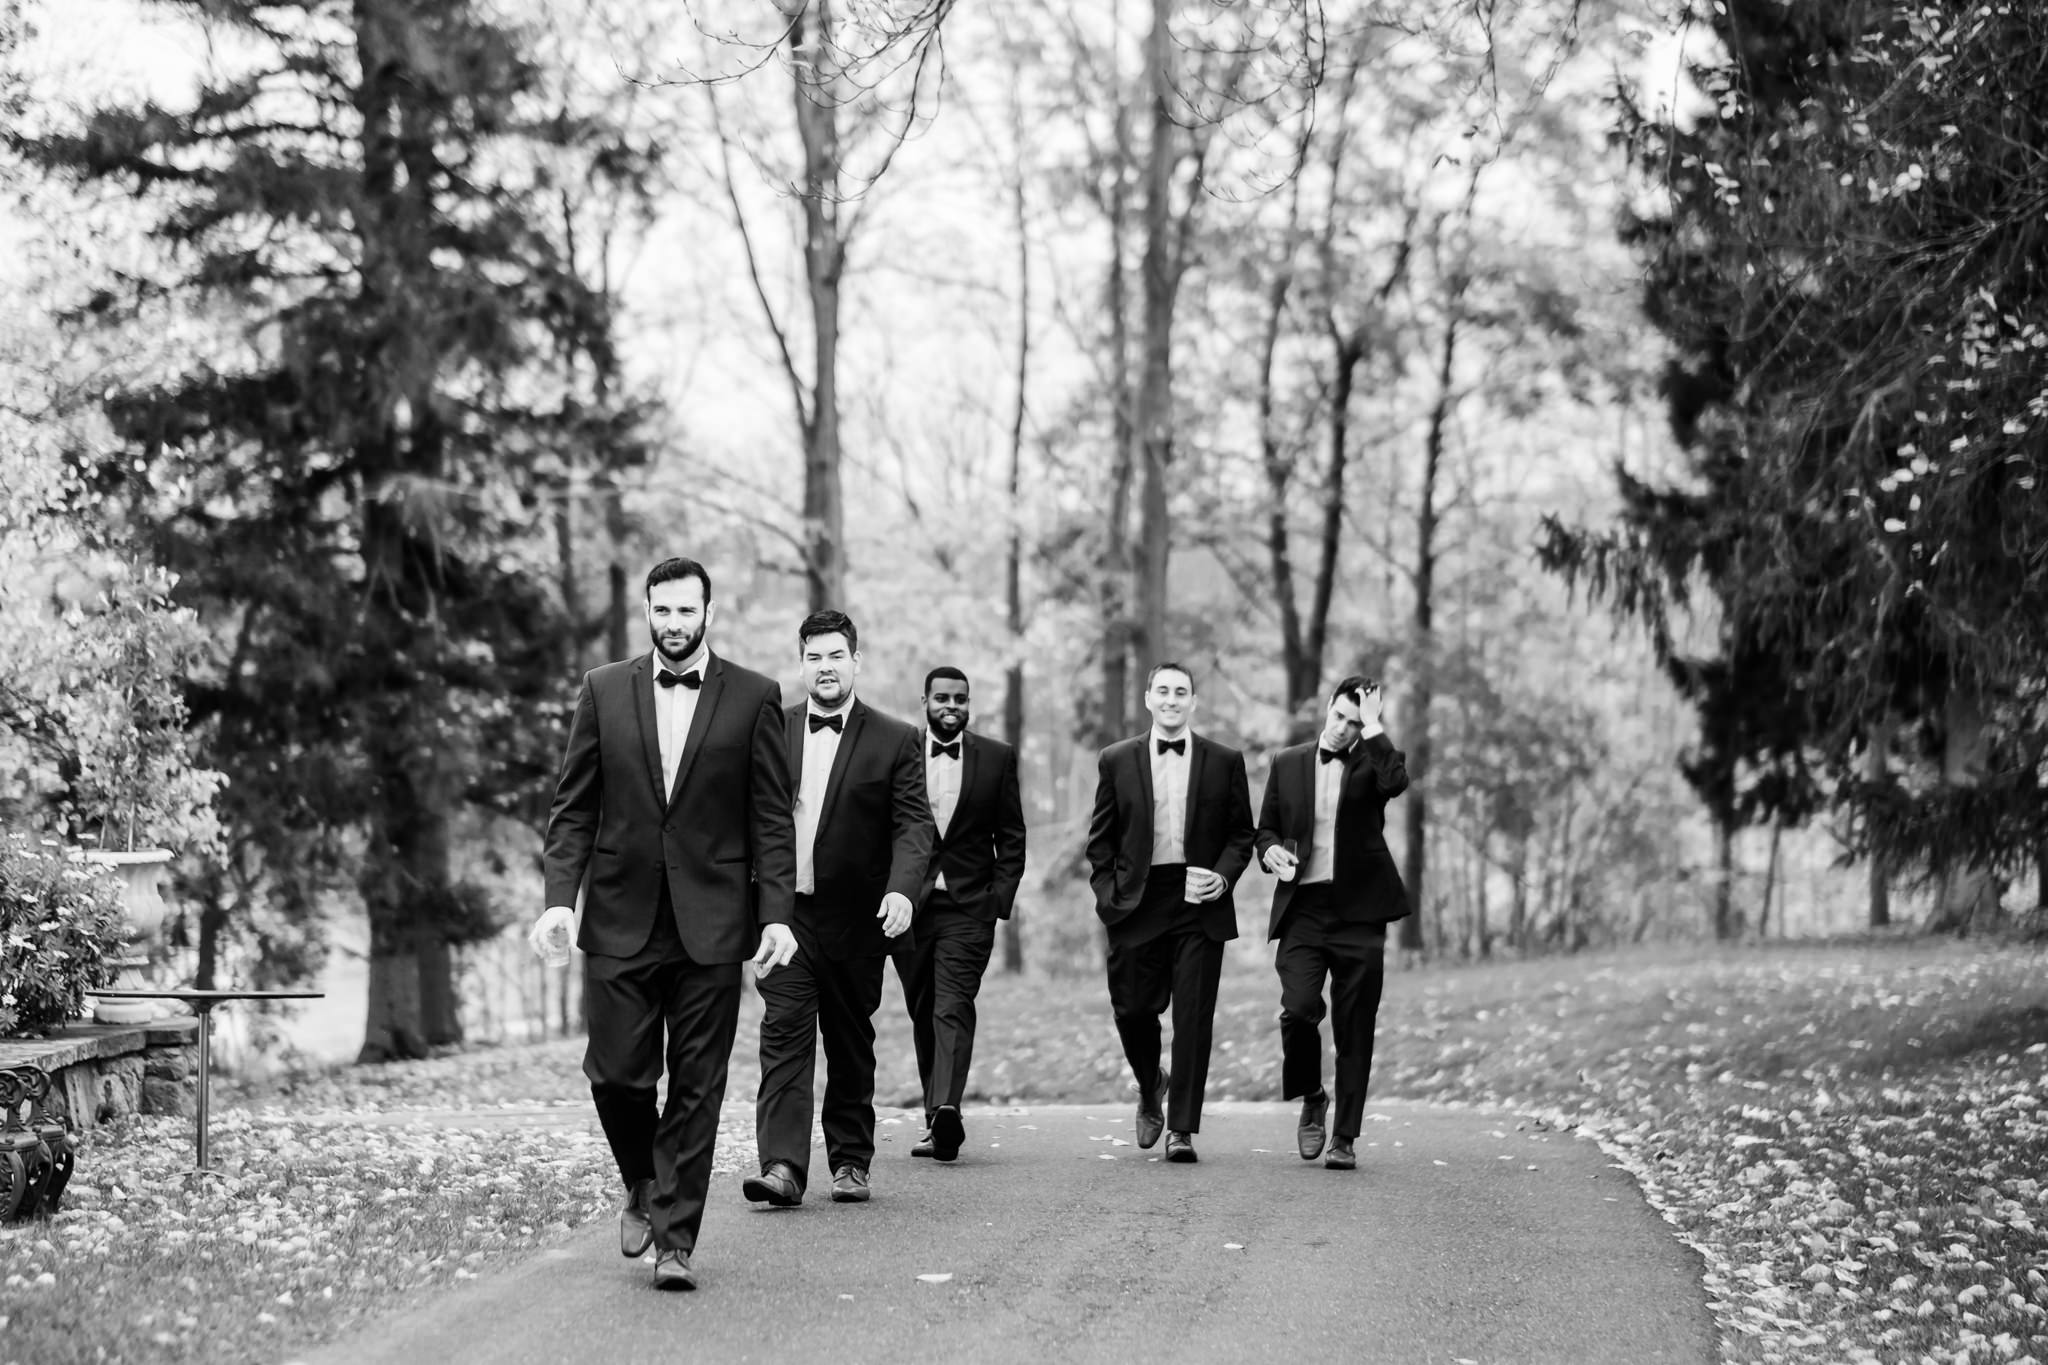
[
  {"left": 650, "top": 644, "right": 710, "bottom": 678},
  {"left": 808, "top": 695, "right": 855, "bottom": 719}
]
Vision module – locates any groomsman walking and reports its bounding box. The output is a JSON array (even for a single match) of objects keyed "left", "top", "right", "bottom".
[
  {"left": 1086, "top": 662, "right": 1255, "bottom": 1163},
  {"left": 893, "top": 666, "right": 1028, "bottom": 1162},
  {"left": 1254, "top": 676, "right": 1410, "bottom": 1170},
  {"left": 747, "top": 610, "right": 934, "bottom": 1207},
  {"left": 534, "top": 557, "right": 796, "bottom": 1291}
]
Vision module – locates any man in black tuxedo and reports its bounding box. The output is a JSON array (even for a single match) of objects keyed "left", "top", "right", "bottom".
[
  {"left": 1255, "top": 676, "right": 1410, "bottom": 1171},
  {"left": 534, "top": 557, "right": 797, "bottom": 1291},
  {"left": 1086, "top": 661, "right": 1255, "bottom": 1164},
  {"left": 892, "top": 666, "right": 1027, "bottom": 1162},
  {"left": 745, "top": 610, "right": 934, "bottom": 1207}
]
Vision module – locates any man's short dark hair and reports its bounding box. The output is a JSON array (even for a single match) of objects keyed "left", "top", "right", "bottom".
[
  {"left": 798, "top": 609, "right": 858, "bottom": 655},
  {"left": 924, "top": 666, "right": 969, "bottom": 695},
  {"left": 1329, "top": 674, "right": 1377, "bottom": 707},
  {"left": 1146, "top": 660, "right": 1195, "bottom": 691},
  {"left": 645, "top": 557, "right": 712, "bottom": 602}
]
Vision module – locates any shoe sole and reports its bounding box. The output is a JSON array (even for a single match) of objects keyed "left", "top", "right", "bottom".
[
  {"left": 653, "top": 1269, "right": 697, "bottom": 1291},
  {"left": 931, "top": 1108, "right": 965, "bottom": 1162},
  {"left": 830, "top": 1187, "right": 871, "bottom": 1203},
  {"left": 741, "top": 1176, "right": 801, "bottom": 1207},
  {"left": 1166, "top": 1147, "right": 1198, "bottom": 1164},
  {"left": 1325, "top": 1155, "right": 1357, "bottom": 1170}
]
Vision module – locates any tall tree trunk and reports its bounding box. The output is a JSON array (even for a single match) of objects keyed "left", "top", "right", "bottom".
[
  {"left": 792, "top": 0, "right": 847, "bottom": 612},
  {"left": 1129, "top": 0, "right": 1179, "bottom": 711},
  {"left": 1258, "top": 178, "right": 1308, "bottom": 715},
  {"left": 1866, "top": 713, "right": 1892, "bottom": 928},
  {"left": 418, "top": 934, "right": 462, "bottom": 1046},
  {"left": 1001, "top": 89, "right": 1031, "bottom": 976},
  {"left": 1712, "top": 814, "right": 1736, "bottom": 941},
  {"left": 1097, "top": 104, "right": 1135, "bottom": 747},
  {"left": 1398, "top": 311, "right": 1457, "bottom": 956},
  {"left": 1928, "top": 684, "right": 1998, "bottom": 933},
  {"left": 1758, "top": 820, "right": 1782, "bottom": 938}
]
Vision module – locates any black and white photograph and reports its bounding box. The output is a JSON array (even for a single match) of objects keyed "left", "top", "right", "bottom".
[{"left": 1, "top": 0, "right": 2044, "bottom": 1360}]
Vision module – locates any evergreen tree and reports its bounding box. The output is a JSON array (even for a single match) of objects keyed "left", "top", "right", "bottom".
[
  {"left": 15, "top": 0, "right": 631, "bottom": 1056},
  {"left": 1542, "top": 0, "right": 2048, "bottom": 928}
]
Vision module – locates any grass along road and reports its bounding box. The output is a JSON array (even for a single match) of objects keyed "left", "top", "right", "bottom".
[{"left": 2, "top": 936, "right": 2045, "bottom": 1364}]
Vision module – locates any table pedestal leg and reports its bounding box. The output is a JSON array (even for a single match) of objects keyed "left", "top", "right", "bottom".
[{"left": 194, "top": 1004, "right": 214, "bottom": 1172}]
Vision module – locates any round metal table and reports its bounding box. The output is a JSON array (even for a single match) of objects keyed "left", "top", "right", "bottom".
[{"left": 88, "top": 989, "right": 324, "bottom": 1170}]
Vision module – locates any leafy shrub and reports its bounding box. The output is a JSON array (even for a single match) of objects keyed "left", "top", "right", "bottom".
[{"left": 0, "top": 836, "right": 126, "bottom": 1036}]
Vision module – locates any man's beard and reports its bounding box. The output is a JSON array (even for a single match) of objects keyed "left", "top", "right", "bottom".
[
  {"left": 927, "top": 709, "right": 968, "bottom": 739},
  {"left": 651, "top": 621, "right": 705, "bottom": 667}
]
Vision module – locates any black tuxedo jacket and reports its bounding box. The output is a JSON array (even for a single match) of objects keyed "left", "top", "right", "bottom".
[
  {"left": 1085, "top": 731, "right": 1255, "bottom": 942},
  {"left": 918, "top": 729, "right": 1028, "bottom": 922},
  {"left": 1254, "top": 733, "right": 1411, "bottom": 938},
  {"left": 786, "top": 698, "right": 936, "bottom": 958},
  {"left": 543, "top": 651, "right": 796, "bottom": 963}
]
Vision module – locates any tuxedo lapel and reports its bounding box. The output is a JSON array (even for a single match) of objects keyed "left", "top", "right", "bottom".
[
  {"left": 818, "top": 699, "right": 867, "bottom": 833},
  {"left": 1132, "top": 734, "right": 1155, "bottom": 848},
  {"left": 1185, "top": 733, "right": 1209, "bottom": 846},
  {"left": 1291, "top": 746, "right": 1316, "bottom": 843},
  {"left": 630, "top": 655, "right": 664, "bottom": 803},
  {"left": 665, "top": 654, "right": 725, "bottom": 807},
  {"left": 953, "top": 731, "right": 982, "bottom": 843},
  {"left": 785, "top": 703, "right": 806, "bottom": 778}
]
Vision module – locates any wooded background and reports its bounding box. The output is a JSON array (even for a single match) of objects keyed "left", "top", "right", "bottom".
[{"left": 2, "top": 0, "right": 2041, "bottom": 1061}]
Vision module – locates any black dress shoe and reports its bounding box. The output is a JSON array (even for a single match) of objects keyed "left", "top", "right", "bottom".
[
  {"left": 830, "top": 1164, "right": 871, "bottom": 1203},
  {"left": 911, "top": 1129, "right": 936, "bottom": 1158},
  {"left": 619, "top": 1178, "right": 654, "bottom": 1258},
  {"left": 1325, "top": 1137, "right": 1357, "bottom": 1170},
  {"left": 741, "top": 1162, "right": 803, "bottom": 1207},
  {"left": 930, "top": 1105, "right": 965, "bottom": 1162},
  {"left": 1135, "top": 1069, "right": 1169, "bottom": 1150},
  {"left": 1164, "top": 1130, "right": 1198, "bottom": 1163},
  {"left": 653, "top": 1249, "right": 696, "bottom": 1291},
  {"left": 1297, "top": 1089, "right": 1329, "bottom": 1161}
]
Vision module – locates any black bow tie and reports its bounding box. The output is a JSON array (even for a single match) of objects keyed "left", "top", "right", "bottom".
[
  {"left": 1155, "top": 737, "right": 1185, "bottom": 756},
  {"left": 1318, "top": 746, "right": 1345, "bottom": 764},
  {"left": 808, "top": 712, "right": 844, "bottom": 734},
  {"left": 657, "top": 669, "right": 701, "bottom": 689},
  {"left": 930, "top": 739, "right": 960, "bottom": 760}
]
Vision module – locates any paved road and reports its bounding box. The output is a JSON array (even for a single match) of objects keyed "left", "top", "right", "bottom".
[{"left": 288, "top": 1101, "right": 1715, "bottom": 1365}]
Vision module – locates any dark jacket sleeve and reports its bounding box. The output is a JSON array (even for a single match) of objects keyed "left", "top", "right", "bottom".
[
  {"left": 1357, "top": 732, "right": 1410, "bottom": 800},
  {"left": 542, "top": 675, "right": 600, "bottom": 910},
  {"left": 991, "top": 743, "right": 1028, "bottom": 918},
  {"left": 885, "top": 725, "right": 937, "bottom": 901},
  {"left": 1254, "top": 753, "right": 1287, "bottom": 862},
  {"left": 1213, "top": 748, "right": 1256, "bottom": 889},
  {"left": 1085, "top": 748, "right": 1120, "bottom": 911},
  {"left": 749, "top": 683, "right": 797, "bottom": 928}
]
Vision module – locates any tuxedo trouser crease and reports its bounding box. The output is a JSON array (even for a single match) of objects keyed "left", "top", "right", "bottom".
[
  {"left": 893, "top": 892, "right": 997, "bottom": 1119},
  {"left": 1107, "top": 867, "right": 1225, "bottom": 1134},
  {"left": 582, "top": 894, "right": 741, "bottom": 1254},
  {"left": 1275, "top": 883, "right": 1386, "bottom": 1139},
  {"left": 755, "top": 912, "right": 887, "bottom": 1185}
]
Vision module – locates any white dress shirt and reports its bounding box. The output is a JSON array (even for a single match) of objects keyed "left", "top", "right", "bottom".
[
  {"left": 651, "top": 644, "right": 708, "bottom": 800},
  {"left": 926, "top": 732, "right": 963, "bottom": 890},
  {"left": 1148, "top": 729, "right": 1191, "bottom": 866},
  {"left": 794, "top": 698, "right": 851, "bottom": 895},
  {"left": 1301, "top": 742, "right": 1348, "bottom": 885}
]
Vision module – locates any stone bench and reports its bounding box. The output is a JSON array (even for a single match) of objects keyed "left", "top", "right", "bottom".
[{"left": 0, "top": 1019, "right": 200, "bottom": 1130}]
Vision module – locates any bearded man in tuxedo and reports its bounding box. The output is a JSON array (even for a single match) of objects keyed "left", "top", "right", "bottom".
[
  {"left": 745, "top": 610, "right": 934, "bottom": 1207},
  {"left": 534, "top": 557, "right": 797, "bottom": 1291},
  {"left": 893, "top": 666, "right": 1027, "bottom": 1162}
]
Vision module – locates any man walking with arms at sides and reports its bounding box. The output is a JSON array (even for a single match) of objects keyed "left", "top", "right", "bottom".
[
  {"left": 1086, "top": 661, "right": 1255, "bottom": 1164},
  {"left": 531, "top": 557, "right": 797, "bottom": 1292},
  {"left": 747, "top": 610, "right": 935, "bottom": 1207},
  {"left": 894, "top": 666, "right": 1028, "bottom": 1163},
  {"left": 1255, "top": 676, "right": 1409, "bottom": 1171}
]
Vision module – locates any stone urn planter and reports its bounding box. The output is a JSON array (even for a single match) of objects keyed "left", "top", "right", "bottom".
[{"left": 80, "top": 848, "right": 175, "bottom": 1025}]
